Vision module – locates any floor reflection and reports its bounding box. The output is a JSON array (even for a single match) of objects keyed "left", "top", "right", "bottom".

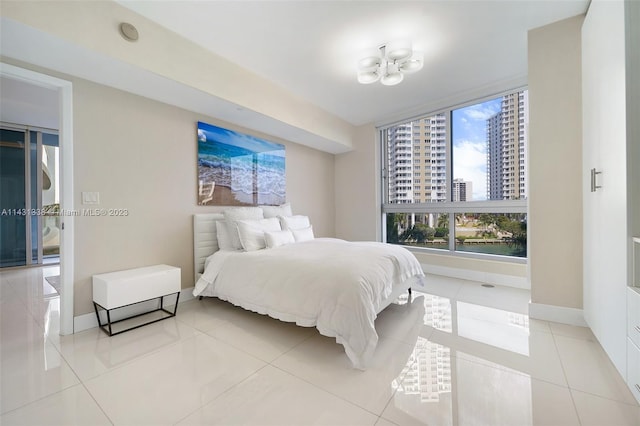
[
  {"left": 457, "top": 301, "right": 529, "bottom": 355},
  {"left": 385, "top": 286, "right": 541, "bottom": 425}
]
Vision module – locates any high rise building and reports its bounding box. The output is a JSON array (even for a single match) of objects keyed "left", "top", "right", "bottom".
[
  {"left": 486, "top": 91, "right": 528, "bottom": 200},
  {"left": 452, "top": 178, "right": 473, "bottom": 202},
  {"left": 386, "top": 123, "right": 413, "bottom": 204},
  {"left": 486, "top": 113, "right": 502, "bottom": 200},
  {"left": 385, "top": 114, "right": 447, "bottom": 204}
]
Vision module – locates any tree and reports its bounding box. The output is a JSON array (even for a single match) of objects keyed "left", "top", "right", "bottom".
[
  {"left": 434, "top": 227, "right": 449, "bottom": 238},
  {"left": 436, "top": 213, "right": 449, "bottom": 229},
  {"left": 386, "top": 213, "right": 399, "bottom": 243},
  {"left": 478, "top": 213, "right": 494, "bottom": 231},
  {"left": 494, "top": 214, "right": 527, "bottom": 255}
]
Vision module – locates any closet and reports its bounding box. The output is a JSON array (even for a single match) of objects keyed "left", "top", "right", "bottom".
[{"left": 582, "top": 0, "right": 639, "bottom": 403}]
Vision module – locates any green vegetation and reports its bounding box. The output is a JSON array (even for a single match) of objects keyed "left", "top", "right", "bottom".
[{"left": 386, "top": 212, "right": 526, "bottom": 258}]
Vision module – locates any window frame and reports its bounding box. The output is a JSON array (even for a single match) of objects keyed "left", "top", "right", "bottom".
[{"left": 379, "top": 87, "right": 528, "bottom": 263}]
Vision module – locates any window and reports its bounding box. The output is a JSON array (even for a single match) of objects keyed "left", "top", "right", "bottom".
[{"left": 381, "top": 89, "right": 528, "bottom": 259}]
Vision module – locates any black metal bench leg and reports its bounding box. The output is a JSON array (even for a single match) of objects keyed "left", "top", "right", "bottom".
[{"left": 199, "top": 296, "right": 203, "bottom": 300}]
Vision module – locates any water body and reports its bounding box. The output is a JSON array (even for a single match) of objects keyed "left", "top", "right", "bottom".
[{"left": 407, "top": 242, "right": 527, "bottom": 258}]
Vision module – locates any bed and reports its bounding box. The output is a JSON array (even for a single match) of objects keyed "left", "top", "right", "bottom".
[{"left": 192, "top": 211, "right": 425, "bottom": 369}]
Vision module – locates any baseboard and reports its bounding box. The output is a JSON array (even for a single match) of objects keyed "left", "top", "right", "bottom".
[
  {"left": 421, "top": 264, "right": 529, "bottom": 290},
  {"left": 73, "top": 286, "right": 196, "bottom": 333},
  {"left": 529, "top": 302, "right": 587, "bottom": 326}
]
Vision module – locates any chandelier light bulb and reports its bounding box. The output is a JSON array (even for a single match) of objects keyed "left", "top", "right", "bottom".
[
  {"left": 358, "top": 48, "right": 382, "bottom": 69},
  {"left": 358, "top": 70, "right": 381, "bottom": 84},
  {"left": 381, "top": 66, "right": 404, "bottom": 86},
  {"left": 385, "top": 40, "right": 412, "bottom": 61},
  {"left": 399, "top": 51, "right": 424, "bottom": 73}
]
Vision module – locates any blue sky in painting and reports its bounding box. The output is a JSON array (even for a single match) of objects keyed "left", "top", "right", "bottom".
[
  {"left": 451, "top": 97, "right": 501, "bottom": 200},
  {"left": 198, "top": 121, "right": 285, "bottom": 155}
]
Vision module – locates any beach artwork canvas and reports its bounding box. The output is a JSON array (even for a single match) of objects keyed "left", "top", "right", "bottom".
[{"left": 197, "top": 122, "right": 286, "bottom": 206}]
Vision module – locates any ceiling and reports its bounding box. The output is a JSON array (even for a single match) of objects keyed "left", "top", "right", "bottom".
[
  {"left": 0, "top": 76, "right": 59, "bottom": 129},
  {"left": 1, "top": 1, "right": 589, "bottom": 154},
  {"left": 116, "top": 0, "right": 590, "bottom": 126}
]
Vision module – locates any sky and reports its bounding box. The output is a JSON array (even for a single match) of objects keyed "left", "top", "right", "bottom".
[
  {"left": 198, "top": 121, "right": 285, "bottom": 155},
  {"left": 451, "top": 97, "right": 501, "bottom": 201}
]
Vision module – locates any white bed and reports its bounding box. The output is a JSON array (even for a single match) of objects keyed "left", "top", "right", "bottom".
[{"left": 192, "top": 213, "right": 425, "bottom": 369}]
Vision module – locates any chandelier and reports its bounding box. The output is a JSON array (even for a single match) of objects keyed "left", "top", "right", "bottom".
[{"left": 357, "top": 41, "right": 423, "bottom": 86}]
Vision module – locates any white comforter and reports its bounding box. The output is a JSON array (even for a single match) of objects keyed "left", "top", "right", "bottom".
[{"left": 193, "top": 238, "right": 424, "bottom": 369}]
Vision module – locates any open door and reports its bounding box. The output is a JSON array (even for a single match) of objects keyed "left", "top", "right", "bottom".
[{"left": 1, "top": 63, "right": 74, "bottom": 335}]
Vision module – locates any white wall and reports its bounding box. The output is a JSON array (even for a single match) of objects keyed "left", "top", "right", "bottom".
[
  {"left": 527, "top": 15, "right": 584, "bottom": 311},
  {"left": 334, "top": 123, "right": 379, "bottom": 241}
]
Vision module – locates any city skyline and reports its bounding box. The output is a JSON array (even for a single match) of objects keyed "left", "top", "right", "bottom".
[
  {"left": 452, "top": 98, "right": 501, "bottom": 201},
  {"left": 385, "top": 90, "right": 528, "bottom": 205}
]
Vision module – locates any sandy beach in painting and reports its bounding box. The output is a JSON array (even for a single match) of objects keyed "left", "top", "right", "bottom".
[
  {"left": 198, "top": 178, "right": 284, "bottom": 206},
  {"left": 198, "top": 181, "right": 237, "bottom": 206}
]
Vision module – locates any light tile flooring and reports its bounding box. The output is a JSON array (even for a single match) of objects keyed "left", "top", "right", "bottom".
[{"left": 1, "top": 266, "right": 639, "bottom": 425}]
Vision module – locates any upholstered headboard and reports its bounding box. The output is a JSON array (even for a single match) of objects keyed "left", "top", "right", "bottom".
[{"left": 193, "top": 213, "right": 225, "bottom": 283}]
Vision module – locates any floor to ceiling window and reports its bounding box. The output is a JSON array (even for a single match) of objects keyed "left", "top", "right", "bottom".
[
  {"left": 0, "top": 124, "right": 60, "bottom": 268},
  {"left": 381, "top": 89, "right": 528, "bottom": 260}
]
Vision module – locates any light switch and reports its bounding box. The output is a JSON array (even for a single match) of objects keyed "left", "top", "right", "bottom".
[{"left": 82, "top": 191, "right": 100, "bottom": 205}]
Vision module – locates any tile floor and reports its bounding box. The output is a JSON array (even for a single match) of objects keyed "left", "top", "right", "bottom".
[{"left": 1, "top": 266, "right": 639, "bottom": 425}]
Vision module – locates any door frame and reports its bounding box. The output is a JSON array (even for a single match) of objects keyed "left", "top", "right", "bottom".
[{"left": 1, "top": 62, "right": 74, "bottom": 335}]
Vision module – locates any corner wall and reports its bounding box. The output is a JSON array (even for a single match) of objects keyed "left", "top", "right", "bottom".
[
  {"left": 528, "top": 15, "right": 584, "bottom": 312},
  {"left": 334, "top": 123, "right": 379, "bottom": 241}
]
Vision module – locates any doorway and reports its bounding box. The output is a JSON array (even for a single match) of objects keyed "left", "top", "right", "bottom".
[
  {"left": 0, "top": 125, "right": 60, "bottom": 267},
  {"left": 1, "top": 63, "right": 74, "bottom": 335}
]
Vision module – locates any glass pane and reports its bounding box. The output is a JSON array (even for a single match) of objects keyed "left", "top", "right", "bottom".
[
  {"left": 384, "top": 113, "right": 448, "bottom": 204},
  {"left": 454, "top": 213, "right": 527, "bottom": 257},
  {"left": 0, "top": 129, "right": 27, "bottom": 267},
  {"left": 42, "top": 133, "right": 60, "bottom": 258},
  {"left": 452, "top": 90, "right": 528, "bottom": 201},
  {"left": 30, "top": 131, "right": 39, "bottom": 263},
  {"left": 385, "top": 213, "right": 449, "bottom": 250}
]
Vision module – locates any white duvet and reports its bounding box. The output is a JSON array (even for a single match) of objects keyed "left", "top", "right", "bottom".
[{"left": 193, "top": 238, "right": 425, "bottom": 369}]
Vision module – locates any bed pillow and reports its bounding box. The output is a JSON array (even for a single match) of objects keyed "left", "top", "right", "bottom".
[
  {"left": 279, "top": 215, "right": 310, "bottom": 231},
  {"left": 261, "top": 202, "right": 293, "bottom": 219},
  {"left": 264, "top": 229, "right": 295, "bottom": 249},
  {"left": 236, "top": 217, "right": 282, "bottom": 251},
  {"left": 224, "top": 207, "right": 264, "bottom": 250},
  {"left": 292, "top": 226, "right": 314, "bottom": 242},
  {"left": 215, "top": 220, "right": 235, "bottom": 251}
]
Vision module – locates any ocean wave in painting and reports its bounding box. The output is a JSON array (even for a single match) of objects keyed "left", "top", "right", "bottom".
[{"left": 197, "top": 122, "right": 286, "bottom": 205}]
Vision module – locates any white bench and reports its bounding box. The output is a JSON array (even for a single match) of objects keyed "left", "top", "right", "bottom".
[{"left": 93, "top": 264, "right": 181, "bottom": 336}]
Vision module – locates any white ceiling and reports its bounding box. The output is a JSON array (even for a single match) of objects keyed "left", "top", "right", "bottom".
[
  {"left": 1, "top": 1, "right": 589, "bottom": 153},
  {"left": 117, "top": 0, "right": 589, "bottom": 126},
  {"left": 0, "top": 76, "right": 59, "bottom": 129}
]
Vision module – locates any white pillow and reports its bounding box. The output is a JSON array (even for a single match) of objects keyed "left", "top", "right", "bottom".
[
  {"left": 279, "top": 215, "right": 310, "bottom": 231},
  {"left": 224, "top": 207, "right": 264, "bottom": 250},
  {"left": 292, "top": 226, "right": 314, "bottom": 242},
  {"left": 215, "top": 220, "right": 234, "bottom": 251},
  {"left": 264, "top": 229, "right": 295, "bottom": 249},
  {"left": 236, "top": 217, "right": 281, "bottom": 251},
  {"left": 261, "top": 202, "right": 292, "bottom": 219}
]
